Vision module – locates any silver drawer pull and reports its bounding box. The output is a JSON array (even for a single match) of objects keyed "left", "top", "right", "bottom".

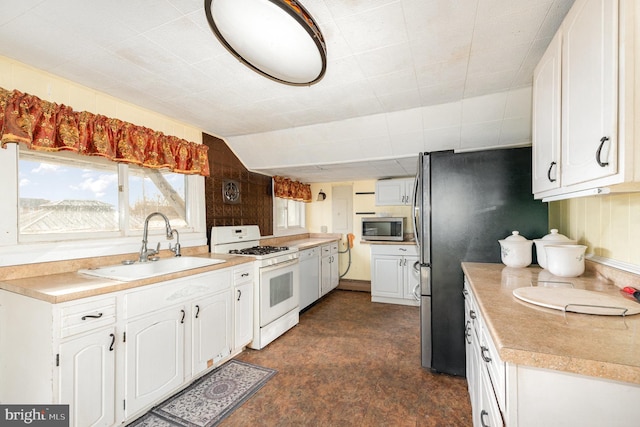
[{"left": 81, "top": 312, "right": 103, "bottom": 320}]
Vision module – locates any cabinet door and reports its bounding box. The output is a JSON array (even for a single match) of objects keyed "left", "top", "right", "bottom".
[
  {"left": 403, "top": 178, "right": 416, "bottom": 206},
  {"left": 376, "top": 179, "right": 405, "bottom": 205},
  {"left": 532, "top": 31, "right": 562, "bottom": 194},
  {"left": 234, "top": 282, "right": 253, "bottom": 351},
  {"left": 376, "top": 178, "right": 413, "bottom": 205},
  {"left": 320, "top": 255, "right": 332, "bottom": 296},
  {"left": 125, "top": 306, "right": 185, "bottom": 416},
  {"left": 330, "top": 254, "right": 339, "bottom": 290},
  {"left": 561, "top": 0, "right": 618, "bottom": 186},
  {"left": 403, "top": 256, "right": 420, "bottom": 302},
  {"left": 59, "top": 328, "right": 116, "bottom": 427},
  {"left": 370, "top": 255, "right": 403, "bottom": 299},
  {"left": 193, "top": 292, "right": 232, "bottom": 375},
  {"left": 478, "top": 365, "right": 504, "bottom": 427}
]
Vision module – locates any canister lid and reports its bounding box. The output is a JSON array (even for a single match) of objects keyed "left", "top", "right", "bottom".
[
  {"left": 539, "top": 229, "right": 573, "bottom": 242},
  {"left": 502, "top": 231, "right": 529, "bottom": 242}
]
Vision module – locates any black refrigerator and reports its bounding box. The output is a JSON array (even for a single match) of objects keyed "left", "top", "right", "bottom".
[{"left": 414, "top": 147, "right": 548, "bottom": 376}]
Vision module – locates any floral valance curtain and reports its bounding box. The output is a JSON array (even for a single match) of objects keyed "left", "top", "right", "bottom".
[
  {"left": 0, "top": 87, "right": 209, "bottom": 176},
  {"left": 273, "top": 175, "right": 312, "bottom": 202}
]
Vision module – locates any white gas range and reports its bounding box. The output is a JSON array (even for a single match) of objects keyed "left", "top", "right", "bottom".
[{"left": 211, "top": 225, "right": 299, "bottom": 350}]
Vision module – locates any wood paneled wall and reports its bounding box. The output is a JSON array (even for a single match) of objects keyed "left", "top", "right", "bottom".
[{"left": 203, "top": 133, "right": 273, "bottom": 243}]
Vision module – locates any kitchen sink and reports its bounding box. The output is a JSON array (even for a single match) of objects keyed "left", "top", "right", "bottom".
[{"left": 78, "top": 256, "right": 226, "bottom": 282}]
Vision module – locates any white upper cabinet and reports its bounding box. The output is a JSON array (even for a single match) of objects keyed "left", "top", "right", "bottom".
[
  {"left": 561, "top": 0, "right": 618, "bottom": 186},
  {"left": 532, "top": 31, "right": 562, "bottom": 194},
  {"left": 376, "top": 178, "right": 415, "bottom": 206},
  {"left": 532, "top": 0, "right": 640, "bottom": 200}
]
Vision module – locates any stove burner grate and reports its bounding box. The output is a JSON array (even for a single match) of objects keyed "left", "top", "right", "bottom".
[{"left": 229, "top": 245, "right": 290, "bottom": 256}]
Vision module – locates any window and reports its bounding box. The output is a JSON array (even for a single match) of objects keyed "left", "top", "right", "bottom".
[
  {"left": 275, "top": 197, "right": 305, "bottom": 232},
  {"left": 18, "top": 149, "right": 188, "bottom": 240}
]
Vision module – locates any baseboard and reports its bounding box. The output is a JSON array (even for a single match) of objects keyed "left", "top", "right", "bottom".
[{"left": 337, "top": 279, "right": 370, "bottom": 293}]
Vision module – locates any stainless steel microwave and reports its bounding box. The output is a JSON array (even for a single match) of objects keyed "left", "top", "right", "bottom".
[{"left": 361, "top": 217, "right": 404, "bottom": 241}]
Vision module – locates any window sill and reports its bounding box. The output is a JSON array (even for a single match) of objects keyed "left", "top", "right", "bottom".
[{"left": 0, "top": 232, "right": 208, "bottom": 267}]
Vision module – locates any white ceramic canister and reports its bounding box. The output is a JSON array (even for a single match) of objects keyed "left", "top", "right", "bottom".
[
  {"left": 533, "top": 229, "right": 576, "bottom": 269},
  {"left": 545, "top": 244, "right": 588, "bottom": 277},
  {"left": 498, "top": 231, "right": 532, "bottom": 268}
]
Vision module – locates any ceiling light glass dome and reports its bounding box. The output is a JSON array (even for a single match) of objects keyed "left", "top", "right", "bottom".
[{"left": 204, "top": 0, "right": 327, "bottom": 86}]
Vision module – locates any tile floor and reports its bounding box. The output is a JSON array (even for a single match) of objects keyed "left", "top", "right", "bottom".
[{"left": 227, "top": 289, "right": 472, "bottom": 426}]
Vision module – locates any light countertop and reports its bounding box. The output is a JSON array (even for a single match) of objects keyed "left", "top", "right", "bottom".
[
  {"left": 0, "top": 253, "right": 254, "bottom": 304},
  {"left": 462, "top": 262, "right": 640, "bottom": 385},
  {"left": 0, "top": 235, "right": 342, "bottom": 304}
]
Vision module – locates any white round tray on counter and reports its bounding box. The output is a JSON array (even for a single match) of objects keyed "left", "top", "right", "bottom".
[{"left": 513, "top": 287, "right": 640, "bottom": 316}]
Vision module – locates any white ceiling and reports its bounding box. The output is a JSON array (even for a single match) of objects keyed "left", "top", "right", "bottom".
[{"left": 0, "top": 0, "right": 575, "bottom": 182}]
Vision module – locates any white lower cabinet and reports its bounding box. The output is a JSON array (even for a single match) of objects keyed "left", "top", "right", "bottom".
[
  {"left": 232, "top": 265, "right": 254, "bottom": 352},
  {"left": 58, "top": 327, "right": 116, "bottom": 427},
  {"left": 370, "top": 244, "right": 420, "bottom": 306},
  {"left": 464, "top": 277, "right": 640, "bottom": 427},
  {"left": 125, "top": 305, "right": 186, "bottom": 417},
  {"left": 0, "top": 263, "right": 248, "bottom": 427},
  {"left": 192, "top": 292, "right": 232, "bottom": 376},
  {"left": 320, "top": 242, "right": 339, "bottom": 296}
]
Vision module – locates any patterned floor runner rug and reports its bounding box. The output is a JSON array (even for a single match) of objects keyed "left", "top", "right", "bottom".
[{"left": 129, "top": 359, "right": 277, "bottom": 427}]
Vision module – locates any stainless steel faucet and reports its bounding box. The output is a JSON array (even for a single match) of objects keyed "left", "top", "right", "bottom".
[
  {"left": 139, "top": 212, "right": 174, "bottom": 262},
  {"left": 169, "top": 228, "right": 181, "bottom": 257}
]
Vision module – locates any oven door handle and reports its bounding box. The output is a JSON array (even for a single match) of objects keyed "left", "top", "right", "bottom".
[{"left": 259, "top": 258, "right": 299, "bottom": 273}]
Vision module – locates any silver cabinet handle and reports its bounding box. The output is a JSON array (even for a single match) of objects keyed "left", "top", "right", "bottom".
[
  {"left": 481, "top": 346, "right": 492, "bottom": 363},
  {"left": 596, "top": 136, "right": 610, "bottom": 167},
  {"left": 465, "top": 323, "right": 472, "bottom": 344},
  {"left": 480, "top": 410, "right": 490, "bottom": 427},
  {"left": 547, "top": 161, "right": 557, "bottom": 182},
  {"left": 81, "top": 312, "right": 103, "bottom": 320}
]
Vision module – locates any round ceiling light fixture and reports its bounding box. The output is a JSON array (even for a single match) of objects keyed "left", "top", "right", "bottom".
[{"left": 204, "top": 0, "right": 327, "bottom": 86}]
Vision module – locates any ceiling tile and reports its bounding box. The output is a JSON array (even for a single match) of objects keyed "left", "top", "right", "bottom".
[
  {"left": 462, "top": 92, "right": 508, "bottom": 124},
  {"left": 0, "top": 0, "right": 575, "bottom": 183}
]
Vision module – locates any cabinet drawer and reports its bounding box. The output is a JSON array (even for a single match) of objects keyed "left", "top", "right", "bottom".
[
  {"left": 370, "top": 244, "right": 418, "bottom": 257},
  {"left": 233, "top": 265, "right": 254, "bottom": 285},
  {"left": 60, "top": 296, "right": 116, "bottom": 338},
  {"left": 479, "top": 360, "right": 504, "bottom": 427},
  {"left": 321, "top": 243, "right": 338, "bottom": 256},
  {"left": 125, "top": 270, "right": 231, "bottom": 319}
]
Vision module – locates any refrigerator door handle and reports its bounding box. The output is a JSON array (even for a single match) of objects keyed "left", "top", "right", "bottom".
[
  {"left": 412, "top": 260, "right": 420, "bottom": 272},
  {"left": 412, "top": 166, "right": 421, "bottom": 253}
]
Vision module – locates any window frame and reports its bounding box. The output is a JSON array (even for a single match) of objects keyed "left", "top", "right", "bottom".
[
  {"left": 0, "top": 145, "right": 206, "bottom": 266},
  {"left": 273, "top": 196, "right": 307, "bottom": 236}
]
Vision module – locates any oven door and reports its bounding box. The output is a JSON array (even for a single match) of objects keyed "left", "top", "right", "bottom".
[{"left": 259, "top": 258, "right": 300, "bottom": 327}]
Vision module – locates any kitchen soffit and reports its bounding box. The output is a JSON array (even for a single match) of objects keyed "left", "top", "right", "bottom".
[{"left": 0, "top": 0, "right": 575, "bottom": 183}]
